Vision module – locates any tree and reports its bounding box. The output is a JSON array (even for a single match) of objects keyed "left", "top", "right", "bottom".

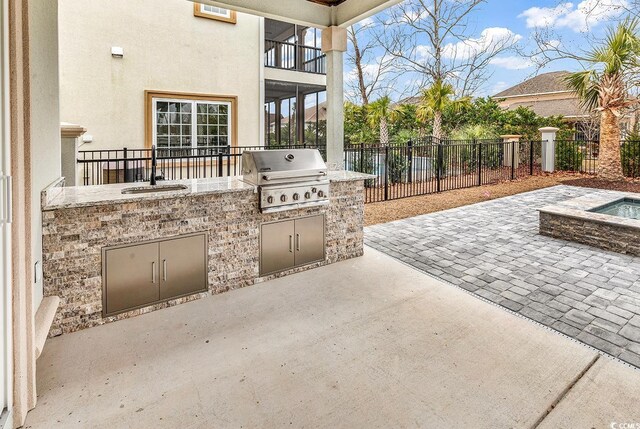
[
  {"left": 375, "top": 0, "right": 520, "bottom": 97},
  {"left": 416, "top": 80, "right": 469, "bottom": 140},
  {"left": 367, "top": 96, "right": 392, "bottom": 145},
  {"left": 346, "top": 25, "right": 393, "bottom": 105},
  {"left": 564, "top": 19, "right": 640, "bottom": 180}
]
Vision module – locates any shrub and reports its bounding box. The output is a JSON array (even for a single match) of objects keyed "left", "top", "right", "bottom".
[
  {"left": 555, "top": 140, "right": 584, "bottom": 171},
  {"left": 386, "top": 150, "right": 408, "bottom": 184},
  {"left": 350, "top": 148, "right": 376, "bottom": 187},
  {"left": 622, "top": 140, "right": 640, "bottom": 178}
]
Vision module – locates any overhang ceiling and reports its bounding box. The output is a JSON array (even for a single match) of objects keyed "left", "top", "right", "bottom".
[
  {"left": 306, "top": 0, "right": 348, "bottom": 6},
  {"left": 192, "top": 0, "right": 402, "bottom": 28}
]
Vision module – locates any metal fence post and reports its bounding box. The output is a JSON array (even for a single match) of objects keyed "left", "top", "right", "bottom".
[
  {"left": 407, "top": 139, "right": 413, "bottom": 183},
  {"left": 511, "top": 141, "right": 516, "bottom": 180},
  {"left": 529, "top": 141, "right": 534, "bottom": 176},
  {"left": 477, "top": 141, "right": 482, "bottom": 186},
  {"left": 123, "top": 147, "right": 128, "bottom": 183},
  {"left": 360, "top": 144, "right": 364, "bottom": 172},
  {"left": 218, "top": 151, "right": 223, "bottom": 177},
  {"left": 384, "top": 145, "right": 389, "bottom": 201},
  {"left": 436, "top": 143, "right": 443, "bottom": 193}
]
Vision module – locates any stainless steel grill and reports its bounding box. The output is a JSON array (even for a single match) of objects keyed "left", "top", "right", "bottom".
[{"left": 241, "top": 149, "right": 330, "bottom": 213}]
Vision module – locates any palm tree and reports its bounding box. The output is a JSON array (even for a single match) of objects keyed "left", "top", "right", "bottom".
[
  {"left": 417, "top": 80, "right": 469, "bottom": 141},
  {"left": 565, "top": 19, "right": 640, "bottom": 180},
  {"left": 367, "top": 96, "right": 392, "bottom": 145}
]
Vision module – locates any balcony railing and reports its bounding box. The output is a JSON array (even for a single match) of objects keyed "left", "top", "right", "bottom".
[
  {"left": 264, "top": 39, "right": 326, "bottom": 74},
  {"left": 77, "top": 144, "right": 326, "bottom": 186}
]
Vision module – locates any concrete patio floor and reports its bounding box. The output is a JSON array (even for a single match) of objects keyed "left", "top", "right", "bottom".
[{"left": 26, "top": 248, "right": 640, "bottom": 428}]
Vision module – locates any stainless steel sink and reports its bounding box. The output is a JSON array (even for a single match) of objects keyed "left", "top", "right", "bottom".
[{"left": 121, "top": 184, "right": 189, "bottom": 194}]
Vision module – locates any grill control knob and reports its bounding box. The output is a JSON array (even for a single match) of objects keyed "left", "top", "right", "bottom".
[
  {"left": 312, "top": 187, "right": 317, "bottom": 193},
  {"left": 280, "top": 195, "right": 287, "bottom": 202},
  {"left": 318, "top": 190, "right": 325, "bottom": 198},
  {"left": 267, "top": 196, "right": 274, "bottom": 204},
  {"left": 305, "top": 191, "right": 311, "bottom": 199},
  {"left": 293, "top": 193, "right": 300, "bottom": 201}
]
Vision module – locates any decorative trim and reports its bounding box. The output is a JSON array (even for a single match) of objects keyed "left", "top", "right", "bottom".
[
  {"left": 193, "top": 3, "right": 237, "bottom": 24},
  {"left": 144, "top": 90, "right": 238, "bottom": 150},
  {"left": 60, "top": 122, "right": 86, "bottom": 139}
]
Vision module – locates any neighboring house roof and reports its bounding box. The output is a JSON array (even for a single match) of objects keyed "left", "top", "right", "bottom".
[
  {"left": 395, "top": 96, "right": 421, "bottom": 106},
  {"left": 494, "top": 71, "right": 572, "bottom": 98},
  {"left": 281, "top": 101, "right": 327, "bottom": 124},
  {"left": 502, "top": 97, "right": 587, "bottom": 119}
]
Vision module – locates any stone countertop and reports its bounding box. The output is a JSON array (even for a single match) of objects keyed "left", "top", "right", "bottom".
[{"left": 42, "top": 171, "right": 373, "bottom": 211}]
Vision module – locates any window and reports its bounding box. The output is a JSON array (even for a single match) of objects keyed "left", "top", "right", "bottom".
[
  {"left": 145, "top": 91, "right": 237, "bottom": 151},
  {"left": 194, "top": 3, "right": 237, "bottom": 23}
]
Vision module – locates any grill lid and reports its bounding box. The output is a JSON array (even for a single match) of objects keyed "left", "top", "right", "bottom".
[{"left": 242, "top": 149, "right": 327, "bottom": 186}]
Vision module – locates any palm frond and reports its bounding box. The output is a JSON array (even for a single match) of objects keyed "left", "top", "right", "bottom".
[{"left": 564, "top": 70, "right": 600, "bottom": 112}]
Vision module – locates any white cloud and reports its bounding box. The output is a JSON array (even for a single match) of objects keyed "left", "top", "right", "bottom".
[
  {"left": 356, "top": 16, "right": 374, "bottom": 28},
  {"left": 519, "top": 0, "right": 628, "bottom": 32},
  {"left": 415, "top": 45, "right": 432, "bottom": 60},
  {"left": 490, "top": 56, "right": 534, "bottom": 70},
  {"left": 489, "top": 81, "right": 510, "bottom": 95},
  {"left": 442, "top": 27, "right": 522, "bottom": 60}
]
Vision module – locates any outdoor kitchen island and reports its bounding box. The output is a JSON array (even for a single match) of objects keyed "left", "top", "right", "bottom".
[{"left": 41, "top": 170, "right": 371, "bottom": 336}]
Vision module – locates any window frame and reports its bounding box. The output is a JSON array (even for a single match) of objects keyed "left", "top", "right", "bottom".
[
  {"left": 193, "top": 3, "right": 237, "bottom": 24},
  {"left": 145, "top": 91, "right": 238, "bottom": 150}
]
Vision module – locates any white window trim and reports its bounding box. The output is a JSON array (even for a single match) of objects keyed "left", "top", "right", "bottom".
[
  {"left": 200, "top": 4, "right": 231, "bottom": 19},
  {"left": 152, "top": 97, "right": 232, "bottom": 149}
]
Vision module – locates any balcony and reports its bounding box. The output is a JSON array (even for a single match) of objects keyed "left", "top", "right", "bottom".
[{"left": 264, "top": 39, "right": 326, "bottom": 74}]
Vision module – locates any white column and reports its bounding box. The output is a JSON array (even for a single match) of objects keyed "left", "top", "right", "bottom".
[
  {"left": 539, "top": 127, "right": 559, "bottom": 173},
  {"left": 501, "top": 135, "right": 522, "bottom": 167},
  {"left": 60, "top": 123, "right": 86, "bottom": 186},
  {"left": 322, "top": 26, "right": 347, "bottom": 170}
]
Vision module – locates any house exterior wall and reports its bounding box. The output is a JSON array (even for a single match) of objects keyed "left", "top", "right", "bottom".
[
  {"left": 28, "top": 0, "right": 61, "bottom": 314},
  {"left": 58, "top": 0, "right": 262, "bottom": 151}
]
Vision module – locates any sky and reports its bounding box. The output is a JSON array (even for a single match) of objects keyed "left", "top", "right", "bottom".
[{"left": 344, "top": 0, "right": 630, "bottom": 102}]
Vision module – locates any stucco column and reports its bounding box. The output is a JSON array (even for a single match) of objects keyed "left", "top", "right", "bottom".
[
  {"left": 501, "top": 135, "right": 521, "bottom": 167},
  {"left": 322, "top": 26, "right": 347, "bottom": 170},
  {"left": 60, "top": 123, "right": 86, "bottom": 187},
  {"left": 540, "top": 127, "right": 559, "bottom": 173}
]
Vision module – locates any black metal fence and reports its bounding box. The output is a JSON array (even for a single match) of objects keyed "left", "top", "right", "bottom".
[
  {"left": 344, "top": 138, "right": 543, "bottom": 203},
  {"left": 77, "top": 144, "right": 323, "bottom": 186},
  {"left": 622, "top": 140, "right": 640, "bottom": 178},
  {"left": 554, "top": 139, "right": 640, "bottom": 178},
  {"left": 555, "top": 139, "right": 599, "bottom": 174},
  {"left": 76, "top": 138, "right": 640, "bottom": 203},
  {"left": 264, "top": 39, "right": 326, "bottom": 74}
]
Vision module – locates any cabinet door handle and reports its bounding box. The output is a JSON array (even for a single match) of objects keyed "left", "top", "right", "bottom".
[
  {"left": 296, "top": 234, "right": 300, "bottom": 251},
  {"left": 289, "top": 235, "right": 293, "bottom": 253},
  {"left": 152, "top": 261, "right": 156, "bottom": 284},
  {"left": 163, "top": 259, "right": 167, "bottom": 282}
]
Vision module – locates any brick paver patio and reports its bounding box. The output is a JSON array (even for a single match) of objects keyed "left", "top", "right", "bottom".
[{"left": 365, "top": 185, "right": 640, "bottom": 367}]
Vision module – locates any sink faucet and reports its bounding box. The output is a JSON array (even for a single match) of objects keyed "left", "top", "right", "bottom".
[{"left": 150, "top": 145, "right": 157, "bottom": 186}]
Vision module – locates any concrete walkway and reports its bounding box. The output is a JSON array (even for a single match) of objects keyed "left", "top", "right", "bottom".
[
  {"left": 366, "top": 185, "right": 640, "bottom": 368},
  {"left": 26, "top": 249, "right": 640, "bottom": 428}
]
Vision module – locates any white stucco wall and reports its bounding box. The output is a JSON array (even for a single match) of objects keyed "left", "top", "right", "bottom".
[
  {"left": 29, "top": 0, "right": 62, "bottom": 308},
  {"left": 58, "top": 0, "right": 262, "bottom": 150}
]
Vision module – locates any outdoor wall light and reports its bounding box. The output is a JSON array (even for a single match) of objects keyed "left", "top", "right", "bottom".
[{"left": 111, "top": 47, "right": 124, "bottom": 58}]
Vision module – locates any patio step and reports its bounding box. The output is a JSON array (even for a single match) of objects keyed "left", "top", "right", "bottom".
[{"left": 35, "top": 296, "right": 60, "bottom": 359}]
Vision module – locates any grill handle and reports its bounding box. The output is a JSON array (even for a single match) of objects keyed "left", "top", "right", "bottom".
[{"left": 262, "top": 171, "right": 327, "bottom": 181}]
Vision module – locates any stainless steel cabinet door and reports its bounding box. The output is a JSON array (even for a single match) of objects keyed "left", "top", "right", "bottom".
[
  {"left": 294, "top": 215, "right": 325, "bottom": 267},
  {"left": 159, "top": 234, "right": 208, "bottom": 300},
  {"left": 261, "top": 220, "right": 295, "bottom": 276},
  {"left": 104, "top": 242, "right": 160, "bottom": 315}
]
